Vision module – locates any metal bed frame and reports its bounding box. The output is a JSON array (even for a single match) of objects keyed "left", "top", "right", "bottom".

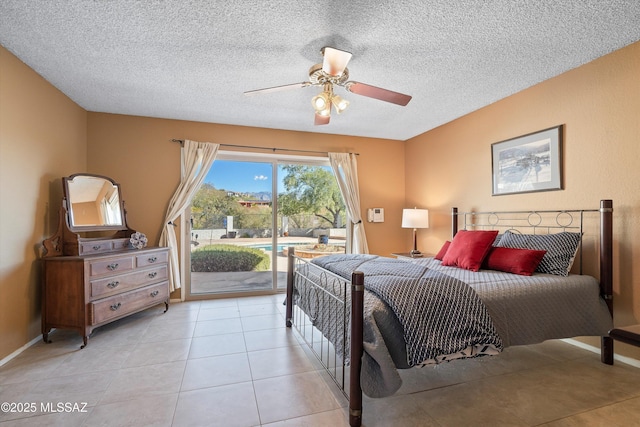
[{"left": 285, "top": 199, "right": 613, "bottom": 427}]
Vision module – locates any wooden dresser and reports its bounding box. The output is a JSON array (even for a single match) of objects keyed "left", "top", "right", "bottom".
[
  {"left": 42, "top": 173, "right": 170, "bottom": 348},
  {"left": 42, "top": 247, "right": 169, "bottom": 348}
]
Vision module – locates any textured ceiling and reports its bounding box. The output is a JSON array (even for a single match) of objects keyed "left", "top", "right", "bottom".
[{"left": 1, "top": 1, "right": 639, "bottom": 141}]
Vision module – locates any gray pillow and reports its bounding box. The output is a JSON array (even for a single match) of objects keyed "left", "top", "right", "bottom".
[{"left": 496, "top": 231, "right": 581, "bottom": 276}]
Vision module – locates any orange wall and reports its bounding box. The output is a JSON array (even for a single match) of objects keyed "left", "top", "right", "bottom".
[
  {"left": 0, "top": 46, "right": 87, "bottom": 360},
  {"left": 86, "top": 114, "right": 408, "bottom": 298},
  {"left": 406, "top": 41, "right": 640, "bottom": 359}
]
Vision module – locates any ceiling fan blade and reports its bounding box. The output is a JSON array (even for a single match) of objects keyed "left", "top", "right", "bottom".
[
  {"left": 322, "top": 47, "right": 352, "bottom": 77},
  {"left": 345, "top": 81, "right": 412, "bottom": 106},
  {"left": 244, "top": 82, "right": 310, "bottom": 96},
  {"left": 314, "top": 113, "right": 330, "bottom": 125}
]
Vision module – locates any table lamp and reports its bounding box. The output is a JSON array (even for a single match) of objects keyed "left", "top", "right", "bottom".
[{"left": 401, "top": 208, "right": 429, "bottom": 256}]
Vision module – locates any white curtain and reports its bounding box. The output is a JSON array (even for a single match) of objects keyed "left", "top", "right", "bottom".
[
  {"left": 328, "top": 152, "right": 369, "bottom": 254},
  {"left": 159, "top": 140, "right": 219, "bottom": 291}
]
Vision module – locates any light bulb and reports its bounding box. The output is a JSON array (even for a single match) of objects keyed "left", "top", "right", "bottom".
[
  {"left": 317, "top": 106, "right": 331, "bottom": 116},
  {"left": 311, "top": 92, "right": 330, "bottom": 112}
]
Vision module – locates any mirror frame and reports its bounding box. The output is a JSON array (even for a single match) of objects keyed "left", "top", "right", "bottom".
[{"left": 63, "top": 173, "right": 127, "bottom": 233}]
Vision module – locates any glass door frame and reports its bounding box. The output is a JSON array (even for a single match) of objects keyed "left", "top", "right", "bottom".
[{"left": 182, "top": 150, "right": 339, "bottom": 300}]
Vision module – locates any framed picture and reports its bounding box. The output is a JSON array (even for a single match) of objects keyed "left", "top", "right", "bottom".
[{"left": 491, "top": 125, "right": 563, "bottom": 196}]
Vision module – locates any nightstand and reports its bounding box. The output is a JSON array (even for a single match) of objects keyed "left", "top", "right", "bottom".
[{"left": 391, "top": 252, "right": 425, "bottom": 259}]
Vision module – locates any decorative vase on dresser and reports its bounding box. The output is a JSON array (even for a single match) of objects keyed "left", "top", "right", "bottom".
[{"left": 41, "top": 173, "right": 169, "bottom": 348}]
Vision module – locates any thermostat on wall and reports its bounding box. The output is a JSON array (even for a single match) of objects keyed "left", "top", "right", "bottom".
[{"left": 367, "top": 208, "right": 384, "bottom": 223}]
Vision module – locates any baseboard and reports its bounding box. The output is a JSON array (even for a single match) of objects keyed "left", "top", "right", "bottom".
[
  {"left": 0, "top": 335, "right": 41, "bottom": 368},
  {"left": 562, "top": 338, "right": 640, "bottom": 369}
]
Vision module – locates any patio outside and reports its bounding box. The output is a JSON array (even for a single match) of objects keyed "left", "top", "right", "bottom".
[{"left": 189, "top": 233, "right": 346, "bottom": 294}]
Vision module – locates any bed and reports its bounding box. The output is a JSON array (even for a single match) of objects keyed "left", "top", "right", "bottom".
[{"left": 285, "top": 200, "right": 614, "bottom": 427}]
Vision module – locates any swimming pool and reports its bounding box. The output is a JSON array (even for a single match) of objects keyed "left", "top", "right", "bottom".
[
  {"left": 248, "top": 243, "right": 309, "bottom": 252},
  {"left": 248, "top": 242, "right": 344, "bottom": 252}
]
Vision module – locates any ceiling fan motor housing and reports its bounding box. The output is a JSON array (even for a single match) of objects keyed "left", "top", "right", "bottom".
[{"left": 308, "top": 63, "right": 350, "bottom": 86}]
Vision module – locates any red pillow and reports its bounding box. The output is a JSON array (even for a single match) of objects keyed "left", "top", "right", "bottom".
[
  {"left": 435, "top": 241, "right": 451, "bottom": 260},
  {"left": 441, "top": 230, "right": 498, "bottom": 271},
  {"left": 483, "top": 246, "right": 547, "bottom": 276}
]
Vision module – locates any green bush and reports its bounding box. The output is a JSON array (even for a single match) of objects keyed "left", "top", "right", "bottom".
[{"left": 191, "top": 244, "right": 270, "bottom": 272}]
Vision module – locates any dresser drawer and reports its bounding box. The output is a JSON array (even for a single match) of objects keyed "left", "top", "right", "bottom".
[
  {"left": 79, "top": 238, "right": 131, "bottom": 255},
  {"left": 112, "top": 238, "right": 133, "bottom": 251},
  {"left": 136, "top": 250, "right": 168, "bottom": 268},
  {"left": 89, "top": 282, "right": 169, "bottom": 325},
  {"left": 90, "top": 265, "right": 168, "bottom": 299},
  {"left": 80, "top": 240, "right": 113, "bottom": 255},
  {"left": 89, "top": 256, "right": 134, "bottom": 277}
]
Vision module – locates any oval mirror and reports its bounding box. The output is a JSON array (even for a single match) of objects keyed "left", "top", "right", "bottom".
[{"left": 63, "top": 174, "right": 126, "bottom": 232}]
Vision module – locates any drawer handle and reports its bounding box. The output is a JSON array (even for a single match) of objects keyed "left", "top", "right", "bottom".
[
  {"left": 150, "top": 290, "right": 159, "bottom": 297},
  {"left": 92, "top": 245, "right": 102, "bottom": 251},
  {"left": 107, "top": 281, "right": 120, "bottom": 289},
  {"left": 148, "top": 272, "right": 158, "bottom": 279},
  {"left": 148, "top": 256, "right": 158, "bottom": 263},
  {"left": 110, "top": 302, "right": 122, "bottom": 311},
  {"left": 107, "top": 263, "right": 119, "bottom": 271}
]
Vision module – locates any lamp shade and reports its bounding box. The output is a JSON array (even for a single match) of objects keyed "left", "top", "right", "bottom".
[
  {"left": 402, "top": 208, "right": 429, "bottom": 229},
  {"left": 332, "top": 95, "right": 349, "bottom": 113}
]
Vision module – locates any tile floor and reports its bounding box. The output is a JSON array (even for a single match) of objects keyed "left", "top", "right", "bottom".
[{"left": 1, "top": 294, "right": 640, "bottom": 426}]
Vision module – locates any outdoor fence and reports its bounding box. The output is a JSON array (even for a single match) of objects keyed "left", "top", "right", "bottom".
[{"left": 191, "top": 227, "right": 346, "bottom": 246}]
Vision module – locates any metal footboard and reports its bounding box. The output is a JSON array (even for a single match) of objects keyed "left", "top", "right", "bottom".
[{"left": 285, "top": 249, "right": 364, "bottom": 427}]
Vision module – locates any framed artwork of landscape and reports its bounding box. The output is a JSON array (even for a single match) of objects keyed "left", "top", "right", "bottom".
[{"left": 491, "top": 125, "right": 563, "bottom": 196}]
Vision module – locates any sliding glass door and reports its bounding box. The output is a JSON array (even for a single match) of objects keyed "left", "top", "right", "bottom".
[
  {"left": 186, "top": 152, "right": 346, "bottom": 299},
  {"left": 276, "top": 162, "right": 347, "bottom": 291},
  {"left": 188, "top": 157, "right": 274, "bottom": 296}
]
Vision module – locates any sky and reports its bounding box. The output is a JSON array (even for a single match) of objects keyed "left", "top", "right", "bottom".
[
  {"left": 205, "top": 160, "right": 278, "bottom": 194},
  {"left": 206, "top": 160, "right": 333, "bottom": 195}
]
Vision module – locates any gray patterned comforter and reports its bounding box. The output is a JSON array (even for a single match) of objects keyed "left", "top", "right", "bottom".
[{"left": 311, "top": 255, "right": 503, "bottom": 366}]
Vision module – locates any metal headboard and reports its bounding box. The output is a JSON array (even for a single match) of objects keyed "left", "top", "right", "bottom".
[{"left": 452, "top": 206, "right": 601, "bottom": 275}]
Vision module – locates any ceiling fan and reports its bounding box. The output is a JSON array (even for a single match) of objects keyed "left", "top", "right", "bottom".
[{"left": 244, "top": 47, "right": 412, "bottom": 125}]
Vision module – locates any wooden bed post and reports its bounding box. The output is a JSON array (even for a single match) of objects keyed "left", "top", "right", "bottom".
[
  {"left": 349, "top": 271, "right": 365, "bottom": 427},
  {"left": 451, "top": 207, "right": 459, "bottom": 237},
  {"left": 600, "top": 199, "right": 614, "bottom": 365},
  {"left": 285, "top": 247, "right": 294, "bottom": 328}
]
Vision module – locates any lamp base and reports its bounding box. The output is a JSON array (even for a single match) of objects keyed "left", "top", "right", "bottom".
[
  {"left": 409, "top": 249, "right": 423, "bottom": 257},
  {"left": 409, "top": 228, "right": 423, "bottom": 257}
]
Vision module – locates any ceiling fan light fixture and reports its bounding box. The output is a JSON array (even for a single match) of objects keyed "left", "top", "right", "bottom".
[
  {"left": 311, "top": 92, "right": 330, "bottom": 112},
  {"left": 331, "top": 95, "right": 349, "bottom": 114},
  {"left": 317, "top": 106, "right": 331, "bottom": 117},
  {"left": 312, "top": 84, "right": 349, "bottom": 116}
]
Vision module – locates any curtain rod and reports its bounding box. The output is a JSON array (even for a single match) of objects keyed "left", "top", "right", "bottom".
[{"left": 170, "top": 139, "right": 358, "bottom": 156}]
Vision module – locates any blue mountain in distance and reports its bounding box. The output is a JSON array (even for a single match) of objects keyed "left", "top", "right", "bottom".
[{"left": 226, "top": 190, "right": 272, "bottom": 201}]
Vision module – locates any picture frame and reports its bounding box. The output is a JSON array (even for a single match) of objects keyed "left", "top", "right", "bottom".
[{"left": 491, "top": 125, "right": 563, "bottom": 196}]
